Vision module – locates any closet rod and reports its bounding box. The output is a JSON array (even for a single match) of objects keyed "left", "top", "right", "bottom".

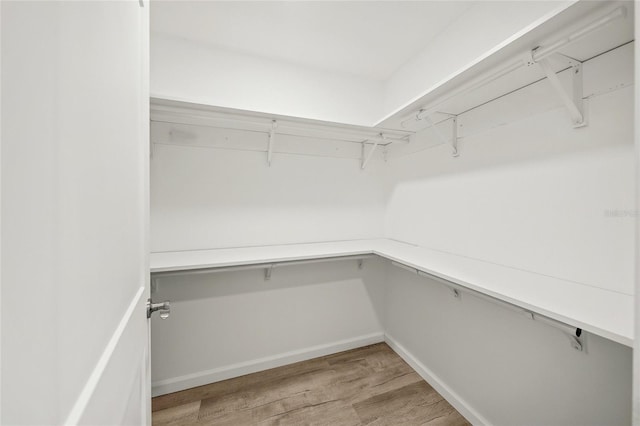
[
  {"left": 531, "top": 6, "right": 626, "bottom": 62},
  {"left": 405, "top": 6, "right": 626, "bottom": 125},
  {"left": 151, "top": 254, "right": 377, "bottom": 278},
  {"left": 391, "top": 261, "right": 584, "bottom": 351}
]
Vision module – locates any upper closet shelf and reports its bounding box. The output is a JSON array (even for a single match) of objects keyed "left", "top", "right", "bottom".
[
  {"left": 150, "top": 239, "right": 633, "bottom": 349},
  {"left": 151, "top": 98, "right": 413, "bottom": 168},
  {"left": 378, "top": 1, "right": 633, "bottom": 132},
  {"left": 151, "top": 1, "right": 633, "bottom": 164}
]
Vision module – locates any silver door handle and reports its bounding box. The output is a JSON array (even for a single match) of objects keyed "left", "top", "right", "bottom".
[{"left": 147, "top": 298, "right": 170, "bottom": 319}]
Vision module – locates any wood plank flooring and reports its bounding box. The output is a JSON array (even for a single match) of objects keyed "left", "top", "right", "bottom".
[{"left": 152, "top": 343, "right": 470, "bottom": 426}]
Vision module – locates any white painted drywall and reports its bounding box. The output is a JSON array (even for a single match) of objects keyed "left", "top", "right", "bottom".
[
  {"left": 2, "top": 2, "right": 150, "bottom": 424},
  {"left": 386, "top": 44, "right": 635, "bottom": 296},
  {"left": 150, "top": 1, "right": 473, "bottom": 82},
  {"left": 150, "top": 2, "right": 576, "bottom": 127},
  {"left": 151, "top": 34, "right": 384, "bottom": 127},
  {"left": 151, "top": 258, "right": 386, "bottom": 395},
  {"left": 148, "top": 28, "right": 633, "bottom": 426},
  {"left": 385, "top": 265, "right": 632, "bottom": 426},
  {"left": 382, "top": 42, "right": 634, "bottom": 425},
  {"left": 150, "top": 141, "right": 390, "bottom": 252}
]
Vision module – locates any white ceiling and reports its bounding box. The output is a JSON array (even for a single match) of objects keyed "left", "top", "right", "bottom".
[{"left": 151, "top": 1, "right": 474, "bottom": 81}]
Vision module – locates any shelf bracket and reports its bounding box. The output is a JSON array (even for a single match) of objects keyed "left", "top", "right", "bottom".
[
  {"left": 264, "top": 264, "right": 274, "bottom": 281},
  {"left": 415, "top": 266, "right": 586, "bottom": 352},
  {"left": 532, "top": 313, "right": 585, "bottom": 352},
  {"left": 267, "top": 120, "right": 277, "bottom": 166},
  {"left": 361, "top": 133, "right": 383, "bottom": 170},
  {"left": 536, "top": 55, "right": 586, "bottom": 128},
  {"left": 568, "top": 332, "right": 584, "bottom": 352},
  {"left": 422, "top": 112, "right": 459, "bottom": 157}
]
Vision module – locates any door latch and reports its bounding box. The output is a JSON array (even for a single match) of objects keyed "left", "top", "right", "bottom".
[{"left": 147, "top": 298, "right": 170, "bottom": 319}]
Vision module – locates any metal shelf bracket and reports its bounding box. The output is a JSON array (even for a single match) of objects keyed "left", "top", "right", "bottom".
[
  {"left": 451, "top": 287, "right": 461, "bottom": 299},
  {"left": 421, "top": 112, "right": 459, "bottom": 157},
  {"left": 361, "top": 133, "right": 384, "bottom": 170},
  {"left": 264, "top": 264, "right": 274, "bottom": 280},
  {"left": 409, "top": 266, "right": 587, "bottom": 352},
  {"left": 267, "top": 120, "right": 277, "bottom": 166},
  {"left": 151, "top": 276, "right": 159, "bottom": 294},
  {"left": 532, "top": 313, "right": 585, "bottom": 351},
  {"left": 569, "top": 333, "right": 584, "bottom": 352},
  {"left": 536, "top": 54, "right": 586, "bottom": 128}
]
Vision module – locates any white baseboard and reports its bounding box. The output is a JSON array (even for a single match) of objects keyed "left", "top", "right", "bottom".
[
  {"left": 384, "top": 334, "right": 491, "bottom": 426},
  {"left": 152, "top": 332, "right": 385, "bottom": 397},
  {"left": 153, "top": 331, "right": 491, "bottom": 426}
]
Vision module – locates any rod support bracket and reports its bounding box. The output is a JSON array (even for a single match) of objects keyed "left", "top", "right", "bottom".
[
  {"left": 523, "top": 49, "right": 536, "bottom": 68},
  {"left": 569, "top": 334, "right": 584, "bottom": 352},
  {"left": 264, "top": 264, "right": 274, "bottom": 281},
  {"left": 532, "top": 312, "right": 585, "bottom": 352},
  {"left": 267, "top": 120, "right": 277, "bottom": 166},
  {"left": 361, "top": 134, "right": 383, "bottom": 170},
  {"left": 421, "top": 112, "right": 459, "bottom": 157},
  {"left": 536, "top": 54, "right": 586, "bottom": 128},
  {"left": 568, "top": 328, "right": 584, "bottom": 351}
]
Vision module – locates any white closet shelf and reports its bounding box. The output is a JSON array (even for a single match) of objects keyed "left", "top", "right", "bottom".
[
  {"left": 378, "top": 1, "right": 633, "bottom": 131},
  {"left": 150, "top": 240, "right": 377, "bottom": 273},
  {"left": 150, "top": 239, "right": 633, "bottom": 348}
]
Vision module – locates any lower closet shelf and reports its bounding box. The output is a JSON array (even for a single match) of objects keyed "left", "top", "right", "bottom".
[{"left": 150, "top": 238, "right": 633, "bottom": 347}]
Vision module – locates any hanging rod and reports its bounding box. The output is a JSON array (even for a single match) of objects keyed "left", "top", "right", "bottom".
[
  {"left": 531, "top": 6, "right": 626, "bottom": 62},
  {"left": 391, "top": 261, "right": 585, "bottom": 351},
  {"left": 150, "top": 111, "right": 411, "bottom": 146},
  {"left": 152, "top": 117, "right": 407, "bottom": 145},
  {"left": 151, "top": 254, "right": 377, "bottom": 279},
  {"left": 402, "top": 6, "right": 626, "bottom": 127}
]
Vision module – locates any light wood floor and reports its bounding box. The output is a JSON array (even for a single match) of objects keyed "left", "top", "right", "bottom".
[{"left": 152, "top": 343, "right": 470, "bottom": 426}]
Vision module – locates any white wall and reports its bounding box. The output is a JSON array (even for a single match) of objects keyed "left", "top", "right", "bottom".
[
  {"left": 150, "top": 141, "right": 390, "bottom": 252},
  {"left": 383, "top": 42, "right": 634, "bottom": 425},
  {"left": 151, "top": 34, "right": 384, "bottom": 127},
  {"left": 149, "top": 27, "right": 633, "bottom": 426},
  {"left": 386, "top": 43, "right": 635, "bottom": 296},
  {"left": 151, "top": 2, "right": 577, "bottom": 127},
  {"left": 151, "top": 258, "right": 386, "bottom": 395},
  {"left": 150, "top": 93, "right": 392, "bottom": 396},
  {"left": 385, "top": 266, "right": 632, "bottom": 426}
]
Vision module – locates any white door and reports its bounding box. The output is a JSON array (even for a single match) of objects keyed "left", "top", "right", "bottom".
[{"left": 1, "top": 1, "right": 151, "bottom": 424}]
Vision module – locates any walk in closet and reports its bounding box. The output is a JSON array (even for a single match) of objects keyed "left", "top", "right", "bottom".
[
  {"left": 2, "top": 0, "right": 638, "bottom": 424},
  {"left": 145, "top": 1, "right": 637, "bottom": 424}
]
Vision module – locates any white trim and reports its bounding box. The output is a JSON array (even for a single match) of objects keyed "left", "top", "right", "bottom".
[
  {"left": 152, "top": 331, "right": 492, "bottom": 425},
  {"left": 64, "top": 286, "right": 146, "bottom": 425},
  {"left": 152, "top": 332, "right": 385, "bottom": 396},
  {"left": 384, "top": 334, "right": 491, "bottom": 426}
]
